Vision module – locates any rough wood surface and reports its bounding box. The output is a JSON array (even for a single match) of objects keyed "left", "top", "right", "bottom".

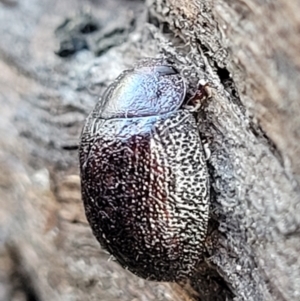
[{"left": 0, "top": 0, "right": 299, "bottom": 301}]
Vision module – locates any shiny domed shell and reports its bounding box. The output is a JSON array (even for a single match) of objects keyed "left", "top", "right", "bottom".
[{"left": 79, "top": 58, "right": 210, "bottom": 281}]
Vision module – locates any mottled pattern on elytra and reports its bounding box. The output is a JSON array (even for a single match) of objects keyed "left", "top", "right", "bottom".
[{"left": 79, "top": 109, "right": 209, "bottom": 281}]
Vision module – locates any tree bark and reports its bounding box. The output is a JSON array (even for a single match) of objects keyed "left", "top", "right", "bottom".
[{"left": 0, "top": 0, "right": 299, "bottom": 301}]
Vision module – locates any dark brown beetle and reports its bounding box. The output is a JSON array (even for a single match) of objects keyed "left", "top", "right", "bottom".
[{"left": 79, "top": 58, "right": 209, "bottom": 281}]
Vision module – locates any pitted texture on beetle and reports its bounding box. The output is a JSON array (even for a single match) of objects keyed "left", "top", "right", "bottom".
[
  {"left": 79, "top": 58, "right": 210, "bottom": 281},
  {"left": 80, "top": 110, "right": 209, "bottom": 281},
  {"left": 96, "top": 62, "right": 185, "bottom": 119}
]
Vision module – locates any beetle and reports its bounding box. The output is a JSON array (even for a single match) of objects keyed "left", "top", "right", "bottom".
[{"left": 79, "top": 58, "right": 210, "bottom": 281}]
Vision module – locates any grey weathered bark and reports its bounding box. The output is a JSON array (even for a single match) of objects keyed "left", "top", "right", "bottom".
[{"left": 0, "top": 0, "right": 299, "bottom": 301}]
